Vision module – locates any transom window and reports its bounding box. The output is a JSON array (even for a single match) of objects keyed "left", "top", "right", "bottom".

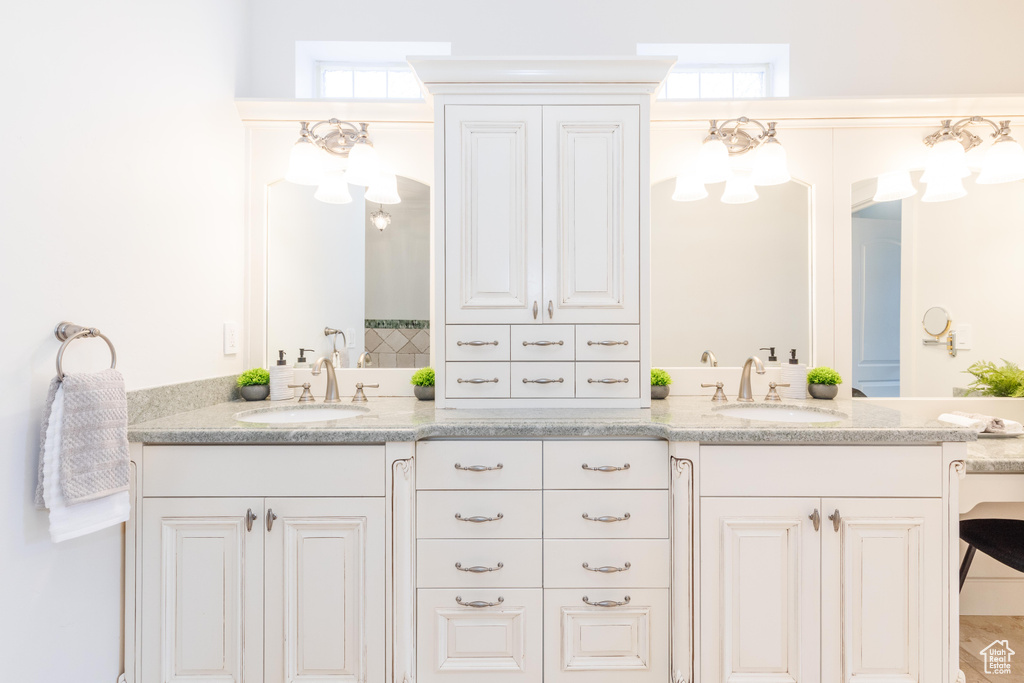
[
  {"left": 317, "top": 62, "right": 423, "bottom": 100},
  {"left": 658, "top": 64, "right": 771, "bottom": 100}
]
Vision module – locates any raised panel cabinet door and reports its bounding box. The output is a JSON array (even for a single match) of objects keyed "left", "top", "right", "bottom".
[
  {"left": 542, "top": 105, "right": 640, "bottom": 324},
  {"left": 701, "top": 497, "right": 821, "bottom": 683},
  {"left": 445, "top": 105, "right": 543, "bottom": 323},
  {"left": 141, "top": 497, "right": 264, "bottom": 683},
  {"left": 820, "top": 498, "right": 943, "bottom": 683},
  {"left": 264, "top": 498, "right": 385, "bottom": 683}
]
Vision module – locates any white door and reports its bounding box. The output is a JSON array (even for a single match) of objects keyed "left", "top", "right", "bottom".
[
  {"left": 851, "top": 209, "right": 901, "bottom": 396},
  {"left": 820, "top": 498, "right": 943, "bottom": 683},
  {"left": 445, "top": 105, "right": 543, "bottom": 324},
  {"left": 701, "top": 497, "right": 822, "bottom": 683},
  {"left": 141, "top": 497, "right": 264, "bottom": 683},
  {"left": 542, "top": 106, "right": 640, "bottom": 324},
  {"left": 264, "top": 498, "right": 385, "bottom": 683}
]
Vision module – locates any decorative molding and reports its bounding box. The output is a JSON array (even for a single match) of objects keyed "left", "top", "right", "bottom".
[
  {"left": 951, "top": 460, "right": 967, "bottom": 480},
  {"left": 391, "top": 457, "right": 415, "bottom": 683},
  {"left": 560, "top": 605, "right": 652, "bottom": 671},
  {"left": 671, "top": 458, "right": 693, "bottom": 683},
  {"left": 434, "top": 606, "right": 527, "bottom": 671}
]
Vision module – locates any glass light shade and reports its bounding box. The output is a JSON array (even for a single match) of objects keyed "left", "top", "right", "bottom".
[
  {"left": 671, "top": 173, "right": 708, "bottom": 202},
  {"left": 365, "top": 170, "right": 401, "bottom": 204},
  {"left": 872, "top": 170, "right": 917, "bottom": 202},
  {"left": 977, "top": 137, "right": 1024, "bottom": 184},
  {"left": 720, "top": 170, "right": 759, "bottom": 204},
  {"left": 370, "top": 207, "right": 392, "bottom": 231},
  {"left": 344, "top": 142, "right": 381, "bottom": 186},
  {"left": 920, "top": 173, "right": 966, "bottom": 202},
  {"left": 313, "top": 170, "right": 353, "bottom": 204},
  {"left": 699, "top": 138, "right": 731, "bottom": 184},
  {"left": 922, "top": 139, "right": 969, "bottom": 183},
  {"left": 751, "top": 139, "right": 791, "bottom": 186},
  {"left": 285, "top": 138, "right": 327, "bottom": 186}
]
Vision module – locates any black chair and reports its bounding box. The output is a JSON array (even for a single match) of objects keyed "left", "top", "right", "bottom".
[{"left": 959, "top": 518, "right": 1024, "bottom": 591}]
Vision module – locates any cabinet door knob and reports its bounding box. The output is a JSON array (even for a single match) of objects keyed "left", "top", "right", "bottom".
[
  {"left": 828, "top": 509, "right": 842, "bottom": 532},
  {"left": 582, "top": 512, "right": 630, "bottom": 523},
  {"left": 456, "top": 595, "right": 504, "bottom": 608},
  {"left": 455, "top": 512, "right": 504, "bottom": 523},
  {"left": 582, "top": 463, "right": 630, "bottom": 472},
  {"left": 583, "top": 561, "right": 631, "bottom": 573},
  {"left": 245, "top": 508, "right": 257, "bottom": 532},
  {"left": 809, "top": 508, "right": 821, "bottom": 532},
  {"left": 583, "top": 595, "right": 631, "bottom": 608},
  {"left": 266, "top": 508, "right": 278, "bottom": 532}
]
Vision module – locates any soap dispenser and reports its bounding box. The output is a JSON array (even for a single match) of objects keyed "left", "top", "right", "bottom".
[
  {"left": 759, "top": 347, "right": 780, "bottom": 367},
  {"left": 270, "top": 350, "right": 295, "bottom": 401},
  {"left": 294, "top": 348, "right": 314, "bottom": 369},
  {"left": 780, "top": 349, "right": 808, "bottom": 400}
]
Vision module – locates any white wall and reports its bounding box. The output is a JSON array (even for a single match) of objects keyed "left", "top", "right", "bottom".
[
  {"left": 243, "top": 0, "right": 1024, "bottom": 99},
  {"left": 0, "top": 1, "right": 248, "bottom": 680},
  {"left": 365, "top": 177, "right": 431, "bottom": 321}
]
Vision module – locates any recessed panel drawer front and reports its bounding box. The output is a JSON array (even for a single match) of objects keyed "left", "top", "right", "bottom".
[
  {"left": 446, "top": 325, "right": 511, "bottom": 361},
  {"left": 511, "top": 362, "right": 575, "bottom": 398},
  {"left": 446, "top": 362, "right": 511, "bottom": 398},
  {"left": 417, "top": 540, "right": 542, "bottom": 588},
  {"left": 543, "top": 540, "right": 670, "bottom": 588},
  {"left": 511, "top": 325, "right": 575, "bottom": 361},
  {"left": 574, "top": 325, "right": 640, "bottom": 361},
  {"left": 544, "top": 490, "right": 669, "bottom": 539},
  {"left": 418, "top": 490, "right": 542, "bottom": 539},
  {"left": 416, "top": 440, "right": 542, "bottom": 490},
  {"left": 574, "top": 362, "right": 640, "bottom": 398},
  {"left": 544, "top": 440, "right": 668, "bottom": 489}
]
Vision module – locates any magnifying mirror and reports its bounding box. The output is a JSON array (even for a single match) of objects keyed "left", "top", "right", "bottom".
[{"left": 922, "top": 306, "right": 952, "bottom": 339}]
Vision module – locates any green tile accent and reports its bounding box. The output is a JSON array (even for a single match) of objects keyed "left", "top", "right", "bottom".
[{"left": 365, "top": 319, "right": 430, "bottom": 330}]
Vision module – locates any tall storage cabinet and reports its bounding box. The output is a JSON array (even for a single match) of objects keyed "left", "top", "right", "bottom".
[{"left": 414, "top": 58, "right": 674, "bottom": 408}]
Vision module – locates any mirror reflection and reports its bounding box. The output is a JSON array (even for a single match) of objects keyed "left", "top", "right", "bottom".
[
  {"left": 651, "top": 178, "right": 812, "bottom": 367},
  {"left": 267, "top": 175, "right": 430, "bottom": 369}
]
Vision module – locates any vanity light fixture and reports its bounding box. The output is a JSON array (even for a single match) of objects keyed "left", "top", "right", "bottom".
[
  {"left": 872, "top": 170, "right": 917, "bottom": 202},
  {"left": 370, "top": 206, "right": 392, "bottom": 232}
]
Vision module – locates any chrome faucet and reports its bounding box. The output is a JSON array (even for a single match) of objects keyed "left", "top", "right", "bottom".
[
  {"left": 737, "top": 355, "right": 766, "bottom": 402},
  {"left": 311, "top": 357, "right": 342, "bottom": 403},
  {"left": 701, "top": 350, "right": 719, "bottom": 367},
  {"left": 357, "top": 351, "right": 372, "bottom": 368}
]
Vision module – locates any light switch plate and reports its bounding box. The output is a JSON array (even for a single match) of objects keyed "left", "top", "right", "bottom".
[
  {"left": 956, "top": 324, "right": 972, "bottom": 349},
  {"left": 347, "top": 327, "right": 356, "bottom": 347},
  {"left": 223, "top": 322, "right": 239, "bottom": 355}
]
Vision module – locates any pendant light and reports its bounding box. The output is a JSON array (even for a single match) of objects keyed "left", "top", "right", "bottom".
[
  {"left": 872, "top": 170, "right": 917, "bottom": 202},
  {"left": 370, "top": 206, "right": 392, "bottom": 231},
  {"left": 313, "top": 170, "right": 353, "bottom": 205}
]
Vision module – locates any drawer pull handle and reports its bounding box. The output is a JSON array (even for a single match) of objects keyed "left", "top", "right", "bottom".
[
  {"left": 582, "top": 463, "right": 631, "bottom": 472},
  {"left": 587, "top": 340, "right": 629, "bottom": 346},
  {"left": 457, "top": 340, "right": 499, "bottom": 347},
  {"left": 245, "top": 508, "right": 257, "bottom": 532},
  {"left": 522, "top": 377, "right": 564, "bottom": 384},
  {"left": 456, "top": 595, "right": 504, "bottom": 608},
  {"left": 454, "top": 463, "right": 503, "bottom": 472},
  {"left": 588, "top": 377, "right": 630, "bottom": 384},
  {"left": 455, "top": 512, "right": 504, "bottom": 523},
  {"left": 583, "top": 595, "right": 631, "bottom": 608},
  {"left": 457, "top": 377, "right": 499, "bottom": 384},
  {"left": 522, "top": 340, "right": 564, "bottom": 346},
  {"left": 583, "top": 561, "right": 631, "bottom": 573},
  {"left": 582, "top": 512, "right": 631, "bottom": 523},
  {"left": 456, "top": 562, "right": 504, "bottom": 573}
]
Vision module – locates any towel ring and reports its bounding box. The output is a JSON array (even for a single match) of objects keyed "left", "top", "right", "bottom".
[{"left": 54, "top": 321, "right": 117, "bottom": 381}]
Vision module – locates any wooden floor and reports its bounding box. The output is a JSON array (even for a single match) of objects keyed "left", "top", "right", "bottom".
[{"left": 962, "top": 616, "right": 1024, "bottom": 682}]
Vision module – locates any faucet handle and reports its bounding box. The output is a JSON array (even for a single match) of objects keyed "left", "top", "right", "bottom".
[
  {"left": 701, "top": 382, "right": 728, "bottom": 403},
  {"left": 765, "top": 382, "right": 791, "bottom": 402},
  {"left": 288, "top": 383, "right": 315, "bottom": 403},
  {"left": 352, "top": 382, "right": 379, "bottom": 404}
]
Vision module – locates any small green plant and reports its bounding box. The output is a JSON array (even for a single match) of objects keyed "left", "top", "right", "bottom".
[
  {"left": 651, "top": 368, "right": 672, "bottom": 386},
  {"left": 807, "top": 367, "right": 843, "bottom": 386},
  {"left": 964, "top": 359, "right": 1024, "bottom": 397},
  {"left": 237, "top": 368, "right": 270, "bottom": 387},
  {"left": 411, "top": 367, "right": 435, "bottom": 387}
]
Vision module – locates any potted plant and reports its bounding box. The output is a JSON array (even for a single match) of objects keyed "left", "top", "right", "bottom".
[
  {"left": 411, "top": 367, "right": 435, "bottom": 400},
  {"left": 651, "top": 368, "right": 672, "bottom": 399},
  {"left": 964, "top": 359, "right": 1024, "bottom": 397},
  {"left": 237, "top": 368, "right": 270, "bottom": 401},
  {"left": 806, "top": 366, "right": 842, "bottom": 399}
]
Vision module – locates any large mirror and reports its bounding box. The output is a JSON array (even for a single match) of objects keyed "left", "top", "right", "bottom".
[
  {"left": 266, "top": 175, "right": 431, "bottom": 369},
  {"left": 851, "top": 172, "right": 1024, "bottom": 397},
  {"left": 651, "top": 178, "right": 812, "bottom": 367}
]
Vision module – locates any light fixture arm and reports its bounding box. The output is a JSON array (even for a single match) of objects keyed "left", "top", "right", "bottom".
[
  {"left": 301, "top": 119, "right": 373, "bottom": 157},
  {"left": 923, "top": 116, "right": 1013, "bottom": 152},
  {"left": 706, "top": 117, "right": 780, "bottom": 155}
]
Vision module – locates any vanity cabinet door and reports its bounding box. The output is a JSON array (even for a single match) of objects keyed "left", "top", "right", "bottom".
[
  {"left": 445, "top": 105, "right": 543, "bottom": 324},
  {"left": 701, "top": 497, "right": 822, "bottom": 683},
  {"left": 141, "top": 497, "right": 264, "bottom": 683},
  {"left": 263, "top": 498, "right": 385, "bottom": 683},
  {"left": 820, "top": 498, "right": 943, "bottom": 683},
  {"left": 542, "top": 106, "right": 640, "bottom": 324}
]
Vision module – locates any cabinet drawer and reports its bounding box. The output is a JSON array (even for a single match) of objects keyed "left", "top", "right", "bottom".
[
  {"left": 574, "top": 362, "right": 640, "bottom": 398},
  {"left": 511, "top": 325, "right": 575, "bottom": 361},
  {"left": 544, "top": 440, "right": 668, "bottom": 489},
  {"left": 418, "top": 490, "right": 542, "bottom": 539},
  {"left": 416, "top": 440, "right": 542, "bottom": 490},
  {"left": 543, "top": 588, "right": 669, "bottom": 683},
  {"left": 418, "top": 588, "right": 543, "bottom": 683},
  {"left": 574, "top": 325, "right": 640, "bottom": 361},
  {"left": 544, "top": 490, "right": 669, "bottom": 539},
  {"left": 543, "top": 540, "right": 670, "bottom": 588},
  {"left": 445, "top": 362, "right": 511, "bottom": 398},
  {"left": 142, "top": 445, "right": 385, "bottom": 497},
  {"left": 417, "top": 540, "right": 542, "bottom": 588},
  {"left": 445, "top": 325, "right": 511, "bottom": 361},
  {"left": 511, "top": 362, "right": 575, "bottom": 398},
  {"left": 700, "top": 445, "right": 943, "bottom": 497}
]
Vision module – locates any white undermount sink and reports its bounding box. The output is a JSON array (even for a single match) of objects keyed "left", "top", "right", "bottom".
[
  {"left": 234, "top": 405, "right": 368, "bottom": 424},
  {"left": 714, "top": 405, "right": 846, "bottom": 423}
]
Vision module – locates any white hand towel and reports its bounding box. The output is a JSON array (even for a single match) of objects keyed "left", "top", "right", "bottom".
[
  {"left": 42, "top": 385, "right": 129, "bottom": 543},
  {"left": 938, "top": 413, "right": 986, "bottom": 432},
  {"left": 950, "top": 411, "right": 1024, "bottom": 434}
]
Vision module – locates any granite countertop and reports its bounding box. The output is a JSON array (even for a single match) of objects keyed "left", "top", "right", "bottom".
[
  {"left": 965, "top": 437, "right": 1024, "bottom": 472},
  {"left": 129, "top": 395, "right": 979, "bottom": 447}
]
